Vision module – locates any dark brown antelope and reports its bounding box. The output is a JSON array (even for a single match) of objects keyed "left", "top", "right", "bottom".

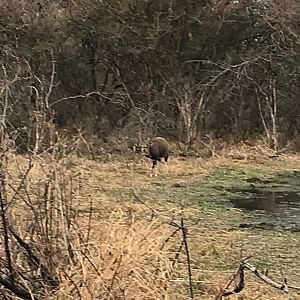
[{"left": 142, "top": 137, "right": 170, "bottom": 177}]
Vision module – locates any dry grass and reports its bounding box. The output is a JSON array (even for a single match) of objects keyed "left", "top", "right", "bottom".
[
  {"left": 54, "top": 215, "right": 174, "bottom": 300},
  {"left": 4, "top": 148, "right": 300, "bottom": 300},
  {"left": 3, "top": 153, "right": 181, "bottom": 300}
]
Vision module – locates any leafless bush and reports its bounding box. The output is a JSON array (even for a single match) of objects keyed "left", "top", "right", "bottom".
[
  {"left": 0, "top": 51, "right": 82, "bottom": 299},
  {"left": 0, "top": 51, "right": 194, "bottom": 299}
]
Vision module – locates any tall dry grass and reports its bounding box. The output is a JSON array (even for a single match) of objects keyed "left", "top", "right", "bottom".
[
  {"left": 1, "top": 148, "right": 189, "bottom": 300},
  {"left": 1, "top": 131, "right": 300, "bottom": 299},
  {"left": 54, "top": 210, "right": 175, "bottom": 300}
]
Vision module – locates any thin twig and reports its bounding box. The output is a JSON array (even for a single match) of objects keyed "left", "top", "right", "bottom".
[
  {"left": 172, "top": 239, "right": 184, "bottom": 268},
  {"left": 180, "top": 210, "right": 194, "bottom": 300},
  {"left": 132, "top": 189, "right": 181, "bottom": 229},
  {"left": 107, "top": 254, "right": 123, "bottom": 298},
  {"left": 0, "top": 188, "right": 14, "bottom": 284}
]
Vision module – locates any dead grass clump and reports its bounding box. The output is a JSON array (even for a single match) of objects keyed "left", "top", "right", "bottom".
[
  {"left": 1, "top": 152, "right": 183, "bottom": 300},
  {"left": 54, "top": 212, "right": 174, "bottom": 300}
]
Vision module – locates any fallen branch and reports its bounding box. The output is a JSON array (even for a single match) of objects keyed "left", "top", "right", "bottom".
[
  {"left": 0, "top": 275, "right": 31, "bottom": 300},
  {"left": 215, "top": 254, "right": 300, "bottom": 299},
  {"left": 242, "top": 262, "right": 300, "bottom": 291}
]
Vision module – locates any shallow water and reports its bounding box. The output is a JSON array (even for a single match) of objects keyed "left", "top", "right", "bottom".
[{"left": 226, "top": 171, "right": 300, "bottom": 230}]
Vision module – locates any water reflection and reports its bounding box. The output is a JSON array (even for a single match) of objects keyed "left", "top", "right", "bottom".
[{"left": 227, "top": 186, "right": 300, "bottom": 228}]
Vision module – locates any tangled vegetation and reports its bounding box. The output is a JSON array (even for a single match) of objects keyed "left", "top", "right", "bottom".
[{"left": 1, "top": 0, "right": 300, "bottom": 299}]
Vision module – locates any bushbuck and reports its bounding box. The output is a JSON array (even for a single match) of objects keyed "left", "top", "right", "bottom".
[{"left": 139, "top": 137, "right": 170, "bottom": 177}]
